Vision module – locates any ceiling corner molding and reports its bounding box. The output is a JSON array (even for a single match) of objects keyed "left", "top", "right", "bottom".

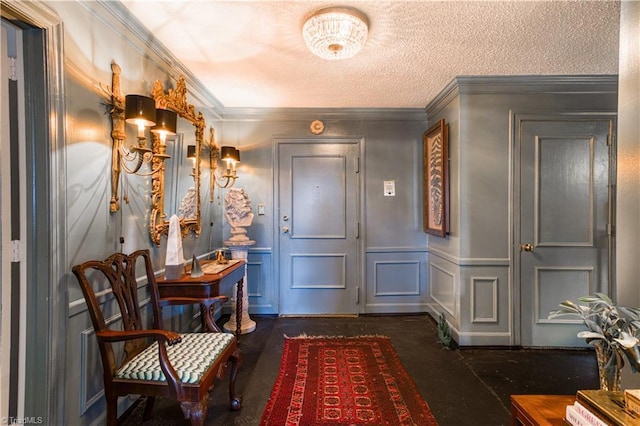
[
  {"left": 221, "top": 107, "right": 427, "bottom": 122},
  {"left": 93, "top": 0, "right": 225, "bottom": 116},
  {"left": 425, "top": 77, "right": 461, "bottom": 118},
  {"left": 426, "top": 75, "right": 619, "bottom": 118},
  {"left": 454, "top": 75, "right": 619, "bottom": 95}
]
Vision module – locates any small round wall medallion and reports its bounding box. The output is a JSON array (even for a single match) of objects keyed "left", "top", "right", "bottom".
[{"left": 310, "top": 120, "right": 325, "bottom": 135}]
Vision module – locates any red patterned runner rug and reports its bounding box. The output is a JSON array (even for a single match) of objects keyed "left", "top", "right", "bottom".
[{"left": 260, "top": 335, "right": 438, "bottom": 425}]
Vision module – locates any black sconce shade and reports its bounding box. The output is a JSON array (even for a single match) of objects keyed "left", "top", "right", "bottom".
[
  {"left": 221, "top": 146, "right": 240, "bottom": 162},
  {"left": 125, "top": 94, "right": 156, "bottom": 127},
  {"left": 151, "top": 108, "right": 177, "bottom": 135}
]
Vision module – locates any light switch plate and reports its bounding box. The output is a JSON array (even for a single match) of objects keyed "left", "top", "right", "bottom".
[
  {"left": 257, "top": 203, "right": 266, "bottom": 215},
  {"left": 384, "top": 180, "right": 395, "bottom": 196}
]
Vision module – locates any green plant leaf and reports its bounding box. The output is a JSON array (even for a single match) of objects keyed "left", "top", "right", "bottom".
[
  {"left": 578, "top": 331, "right": 605, "bottom": 340},
  {"left": 584, "top": 318, "right": 603, "bottom": 333},
  {"left": 614, "top": 332, "right": 639, "bottom": 349}
]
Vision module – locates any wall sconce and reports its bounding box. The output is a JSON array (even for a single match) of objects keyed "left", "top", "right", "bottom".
[
  {"left": 219, "top": 146, "right": 240, "bottom": 186},
  {"left": 103, "top": 63, "right": 174, "bottom": 212},
  {"left": 151, "top": 108, "right": 177, "bottom": 164},
  {"left": 187, "top": 144, "right": 197, "bottom": 177},
  {"left": 187, "top": 144, "right": 196, "bottom": 159},
  {"left": 206, "top": 127, "right": 240, "bottom": 202},
  {"left": 120, "top": 94, "right": 157, "bottom": 174}
]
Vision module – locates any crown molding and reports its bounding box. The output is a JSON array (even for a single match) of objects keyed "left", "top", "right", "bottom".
[
  {"left": 92, "top": 0, "right": 225, "bottom": 118},
  {"left": 426, "top": 74, "right": 618, "bottom": 117},
  {"left": 220, "top": 107, "right": 427, "bottom": 122}
]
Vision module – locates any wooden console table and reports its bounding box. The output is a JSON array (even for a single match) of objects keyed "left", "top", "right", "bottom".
[
  {"left": 156, "top": 260, "right": 245, "bottom": 339},
  {"left": 510, "top": 394, "right": 575, "bottom": 426}
]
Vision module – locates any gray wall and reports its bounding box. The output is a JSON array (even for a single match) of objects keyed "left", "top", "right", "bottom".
[
  {"left": 4, "top": 0, "right": 636, "bottom": 424},
  {"left": 218, "top": 110, "right": 428, "bottom": 315},
  {"left": 617, "top": 0, "right": 640, "bottom": 388},
  {"left": 425, "top": 76, "right": 618, "bottom": 346},
  {"left": 28, "top": 2, "right": 427, "bottom": 424}
]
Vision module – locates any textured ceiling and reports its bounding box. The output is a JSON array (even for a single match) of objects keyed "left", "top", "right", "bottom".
[{"left": 120, "top": 1, "right": 620, "bottom": 109}]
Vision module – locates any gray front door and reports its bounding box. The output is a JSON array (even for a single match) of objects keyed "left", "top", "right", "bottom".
[
  {"left": 518, "top": 116, "right": 614, "bottom": 347},
  {"left": 277, "top": 139, "right": 360, "bottom": 315}
]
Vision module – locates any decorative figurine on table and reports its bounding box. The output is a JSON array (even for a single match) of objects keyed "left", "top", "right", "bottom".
[
  {"left": 165, "top": 214, "right": 185, "bottom": 279},
  {"left": 223, "top": 187, "right": 256, "bottom": 334},
  {"left": 224, "top": 188, "right": 254, "bottom": 243}
]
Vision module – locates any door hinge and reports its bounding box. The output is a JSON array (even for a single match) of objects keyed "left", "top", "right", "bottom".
[
  {"left": 356, "top": 286, "right": 360, "bottom": 304},
  {"left": 8, "top": 57, "right": 17, "bottom": 81},
  {"left": 11, "top": 240, "right": 21, "bottom": 262},
  {"left": 356, "top": 222, "right": 360, "bottom": 239},
  {"left": 607, "top": 223, "right": 615, "bottom": 236},
  {"left": 355, "top": 157, "right": 360, "bottom": 173}
]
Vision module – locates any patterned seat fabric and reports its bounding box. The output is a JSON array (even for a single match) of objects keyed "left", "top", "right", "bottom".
[{"left": 116, "top": 333, "right": 235, "bottom": 384}]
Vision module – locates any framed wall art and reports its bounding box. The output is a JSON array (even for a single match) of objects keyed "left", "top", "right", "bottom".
[{"left": 423, "top": 119, "right": 449, "bottom": 237}]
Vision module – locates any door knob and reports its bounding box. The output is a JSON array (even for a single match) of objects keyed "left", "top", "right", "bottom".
[
  {"left": 521, "top": 243, "right": 534, "bottom": 252},
  {"left": 282, "top": 226, "right": 289, "bottom": 233}
]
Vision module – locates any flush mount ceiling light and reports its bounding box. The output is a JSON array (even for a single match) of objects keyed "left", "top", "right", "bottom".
[{"left": 302, "top": 7, "right": 369, "bottom": 60}]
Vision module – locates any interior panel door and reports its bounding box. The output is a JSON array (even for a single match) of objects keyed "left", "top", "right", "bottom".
[
  {"left": 518, "top": 117, "right": 613, "bottom": 347},
  {"left": 278, "top": 140, "right": 359, "bottom": 315}
]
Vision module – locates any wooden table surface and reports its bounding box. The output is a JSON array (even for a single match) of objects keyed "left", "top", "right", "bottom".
[
  {"left": 157, "top": 260, "right": 246, "bottom": 337},
  {"left": 510, "top": 394, "right": 575, "bottom": 426}
]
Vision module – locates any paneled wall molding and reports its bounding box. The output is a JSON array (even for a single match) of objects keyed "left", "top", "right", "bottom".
[
  {"left": 79, "top": 328, "right": 103, "bottom": 414},
  {"left": 425, "top": 306, "right": 514, "bottom": 346},
  {"left": 428, "top": 262, "right": 456, "bottom": 316},
  {"left": 373, "top": 260, "right": 420, "bottom": 296},
  {"left": 470, "top": 276, "right": 499, "bottom": 323},
  {"left": 366, "top": 246, "right": 428, "bottom": 253},
  {"left": 248, "top": 247, "right": 273, "bottom": 254},
  {"left": 428, "top": 247, "right": 510, "bottom": 266},
  {"left": 365, "top": 302, "right": 430, "bottom": 311},
  {"left": 92, "top": 0, "right": 225, "bottom": 116}
]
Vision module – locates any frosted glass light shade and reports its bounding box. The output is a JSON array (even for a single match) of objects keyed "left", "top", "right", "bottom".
[{"left": 302, "top": 7, "right": 368, "bottom": 60}]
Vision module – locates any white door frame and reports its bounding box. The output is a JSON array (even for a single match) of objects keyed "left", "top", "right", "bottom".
[
  {"left": 511, "top": 111, "right": 616, "bottom": 347},
  {"left": 1, "top": 2, "right": 67, "bottom": 423},
  {"left": 273, "top": 136, "right": 365, "bottom": 315}
]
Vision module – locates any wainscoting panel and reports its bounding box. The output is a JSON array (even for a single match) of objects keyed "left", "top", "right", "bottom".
[
  {"left": 470, "top": 277, "right": 499, "bottom": 323},
  {"left": 79, "top": 328, "right": 103, "bottom": 415},
  {"left": 247, "top": 261, "right": 265, "bottom": 298},
  {"left": 373, "top": 261, "right": 420, "bottom": 296},
  {"left": 429, "top": 262, "right": 456, "bottom": 316},
  {"left": 247, "top": 250, "right": 276, "bottom": 314},
  {"left": 364, "top": 251, "right": 428, "bottom": 313}
]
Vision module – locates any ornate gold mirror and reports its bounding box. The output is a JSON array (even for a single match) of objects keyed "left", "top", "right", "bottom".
[{"left": 149, "top": 77, "right": 204, "bottom": 245}]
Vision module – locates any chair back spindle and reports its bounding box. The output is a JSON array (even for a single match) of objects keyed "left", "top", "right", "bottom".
[{"left": 72, "top": 249, "right": 242, "bottom": 426}]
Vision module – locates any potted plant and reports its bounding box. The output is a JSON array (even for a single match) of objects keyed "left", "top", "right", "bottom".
[{"left": 549, "top": 293, "right": 640, "bottom": 391}]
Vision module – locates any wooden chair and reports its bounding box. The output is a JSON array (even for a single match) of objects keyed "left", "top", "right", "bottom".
[{"left": 72, "top": 249, "right": 242, "bottom": 426}]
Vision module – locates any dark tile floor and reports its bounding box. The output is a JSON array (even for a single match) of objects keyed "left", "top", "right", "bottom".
[{"left": 120, "top": 315, "right": 599, "bottom": 425}]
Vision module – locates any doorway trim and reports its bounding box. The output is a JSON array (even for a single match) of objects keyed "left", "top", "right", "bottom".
[
  {"left": 1, "top": 2, "right": 67, "bottom": 423},
  {"left": 511, "top": 111, "right": 617, "bottom": 347},
  {"left": 273, "top": 136, "right": 365, "bottom": 314}
]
